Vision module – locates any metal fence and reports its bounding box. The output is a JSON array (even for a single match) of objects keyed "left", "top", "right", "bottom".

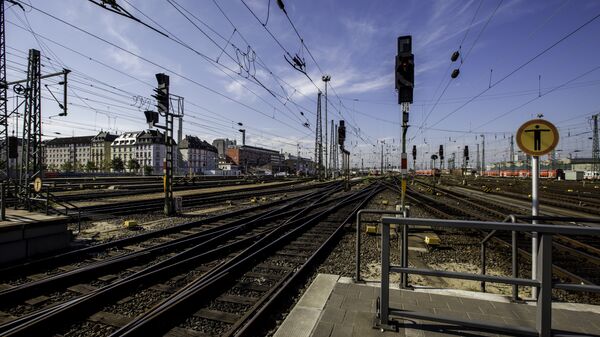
[{"left": 377, "top": 217, "right": 600, "bottom": 337}]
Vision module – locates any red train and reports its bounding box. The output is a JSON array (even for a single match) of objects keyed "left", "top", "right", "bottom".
[
  {"left": 414, "top": 169, "right": 441, "bottom": 177},
  {"left": 480, "top": 169, "right": 563, "bottom": 179}
]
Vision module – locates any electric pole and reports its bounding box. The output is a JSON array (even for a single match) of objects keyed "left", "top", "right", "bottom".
[
  {"left": 592, "top": 114, "right": 599, "bottom": 179},
  {"left": 330, "top": 119, "right": 334, "bottom": 178},
  {"left": 480, "top": 134, "right": 485, "bottom": 175},
  {"left": 322, "top": 75, "right": 330, "bottom": 179},
  {"left": 7, "top": 49, "right": 69, "bottom": 209},
  {"left": 296, "top": 143, "right": 300, "bottom": 175},
  {"left": 0, "top": 0, "right": 8, "bottom": 185},
  {"left": 314, "top": 92, "right": 323, "bottom": 180},
  {"left": 510, "top": 134, "right": 515, "bottom": 174}
]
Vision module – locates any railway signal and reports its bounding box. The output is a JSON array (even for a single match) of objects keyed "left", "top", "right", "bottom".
[
  {"left": 145, "top": 73, "right": 183, "bottom": 216},
  {"left": 396, "top": 35, "right": 414, "bottom": 213},
  {"left": 395, "top": 36, "right": 414, "bottom": 104}
]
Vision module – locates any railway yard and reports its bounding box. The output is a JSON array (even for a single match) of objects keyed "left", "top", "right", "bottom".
[
  {"left": 0, "top": 174, "right": 599, "bottom": 337},
  {"left": 2, "top": 1, "right": 600, "bottom": 336}
]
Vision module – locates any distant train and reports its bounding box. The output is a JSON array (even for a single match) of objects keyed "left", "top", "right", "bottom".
[
  {"left": 413, "top": 169, "right": 565, "bottom": 179},
  {"left": 414, "top": 169, "right": 441, "bottom": 177},
  {"left": 480, "top": 169, "right": 564, "bottom": 179}
]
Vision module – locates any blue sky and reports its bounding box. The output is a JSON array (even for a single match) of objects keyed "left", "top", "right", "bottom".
[{"left": 5, "top": 0, "right": 600, "bottom": 168}]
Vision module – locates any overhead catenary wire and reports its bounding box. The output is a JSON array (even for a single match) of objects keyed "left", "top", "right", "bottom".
[
  {"left": 428, "top": 9, "right": 600, "bottom": 129},
  {"left": 11, "top": 1, "right": 314, "bottom": 138}
]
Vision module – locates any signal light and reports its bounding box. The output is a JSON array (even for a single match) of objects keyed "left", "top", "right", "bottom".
[
  {"left": 396, "top": 35, "right": 414, "bottom": 104},
  {"left": 451, "top": 69, "right": 460, "bottom": 79},
  {"left": 412, "top": 145, "right": 417, "bottom": 160},
  {"left": 439, "top": 145, "right": 444, "bottom": 160},
  {"left": 395, "top": 54, "right": 414, "bottom": 103},
  {"left": 451, "top": 51, "right": 460, "bottom": 62},
  {"left": 463, "top": 146, "right": 469, "bottom": 161},
  {"left": 338, "top": 120, "right": 346, "bottom": 146}
]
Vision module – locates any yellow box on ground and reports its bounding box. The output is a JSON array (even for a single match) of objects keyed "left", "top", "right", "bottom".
[{"left": 123, "top": 220, "right": 138, "bottom": 229}]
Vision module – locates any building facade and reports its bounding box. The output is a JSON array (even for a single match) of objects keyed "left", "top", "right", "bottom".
[
  {"left": 44, "top": 136, "right": 93, "bottom": 172},
  {"left": 179, "top": 135, "right": 218, "bottom": 174},
  {"left": 212, "top": 138, "right": 236, "bottom": 158},
  {"left": 226, "top": 145, "right": 284, "bottom": 173},
  {"left": 90, "top": 131, "right": 117, "bottom": 172},
  {"left": 111, "top": 130, "right": 178, "bottom": 174}
]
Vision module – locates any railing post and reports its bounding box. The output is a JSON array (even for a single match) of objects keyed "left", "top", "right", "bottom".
[
  {"left": 355, "top": 211, "right": 362, "bottom": 282},
  {"left": 480, "top": 242, "right": 486, "bottom": 292},
  {"left": 512, "top": 230, "right": 519, "bottom": 301},
  {"left": 1, "top": 183, "right": 5, "bottom": 221},
  {"left": 401, "top": 223, "right": 409, "bottom": 288},
  {"left": 45, "top": 185, "right": 50, "bottom": 215},
  {"left": 380, "top": 220, "right": 390, "bottom": 327},
  {"left": 536, "top": 233, "right": 552, "bottom": 337}
]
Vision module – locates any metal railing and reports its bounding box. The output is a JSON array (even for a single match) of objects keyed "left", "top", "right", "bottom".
[
  {"left": 480, "top": 215, "right": 600, "bottom": 302},
  {"left": 377, "top": 217, "right": 600, "bottom": 337},
  {"left": 30, "top": 186, "right": 82, "bottom": 233},
  {"left": 355, "top": 207, "right": 409, "bottom": 283}
]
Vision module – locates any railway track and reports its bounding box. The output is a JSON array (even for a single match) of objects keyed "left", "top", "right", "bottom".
[
  {"left": 51, "top": 180, "right": 322, "bottom": 219},
  {"left": 400, "top": 179, "right": 600, "bottom": 288},
  {"left": 50, "top": 177, "right": 302, "bottom": 202},
  {"left": 0, "top": 182, "right": 380, "bottom": 337},
  {"left": 440, "top": 176, "right": 600, "bottom": 216}
]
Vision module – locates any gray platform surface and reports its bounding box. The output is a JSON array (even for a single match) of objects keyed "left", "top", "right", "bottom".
[
  {"left": 281, "top": 275, "right": 600, "bottom": 337},
  {"left": 0, "top": 209, "right": 69, "bottom": 228}
]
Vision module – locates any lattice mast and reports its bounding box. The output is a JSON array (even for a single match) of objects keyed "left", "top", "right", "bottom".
[
  {"left": 19, "top": 49, "right": 41, "bottom": 209},
  {"left": 592, "top": 114, "right": 599, "bottom": 179},
  {"left": 0, "top": 0, "right": 8, "bottom": 182},
  {"left": 314, "top": 92, "right": 323, "bottom": 179}
]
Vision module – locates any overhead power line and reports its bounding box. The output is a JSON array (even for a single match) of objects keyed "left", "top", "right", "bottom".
[{"left": 428, "top": 9, "right": 600, "bottom": 129}]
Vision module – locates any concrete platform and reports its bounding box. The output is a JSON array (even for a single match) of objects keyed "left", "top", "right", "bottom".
[
  {"left": 275, "top": 274, "right": 600, "bottom": 337},
  {"left": 0, "top": 209, "right": 71, "bottom": 265}
]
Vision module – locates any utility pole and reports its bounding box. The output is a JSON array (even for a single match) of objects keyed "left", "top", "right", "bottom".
[
  {"left": 334, "top": 122, "right": 338, "bottom": 177},
  {"left": 296, "top": 143, "right": 300, "bottom": 175},
  {"left": 322, "top": 75, "right": 330, "bottom": 179},
  {"left": 476, "top": 143, "right": 480, "bottom": 173},
  {"left": 338, "top": 120, "right": 349, "bottom": 190},
  {"left": 480, "top": 134, "right": 485, "bottom": 175},
  {"left": 0, "top": 0, "right": 8, "bottom": 185},
  {"left": 380, "top": 142, "right": 384, "bottom": 174},
  {"left": 510, "top": 134, "right": 515, "bottom": 174},
  {"left": 592, "top": 114, "right": 599, "bottom": 179},
  {"left": 439, "top": 145, "right": 444, "bottom": 171},
  {"left": 329, "top": 119, "right": 334, "bottom": 178},
  {"left": 9, "top": 49, "right": 69, "bottom": 209},
  {"left": 238, "top": 128, "right": 246, "bottom": 146},
  {"left": 314, "top": 92, "right": 323, "bottom": 180}
]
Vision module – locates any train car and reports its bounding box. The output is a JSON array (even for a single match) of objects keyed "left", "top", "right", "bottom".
[{"left": 415, "top": 169, "right": 441, "bottom": 177}]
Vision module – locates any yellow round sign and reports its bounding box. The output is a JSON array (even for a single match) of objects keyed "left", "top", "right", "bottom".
[
  {"left": 33, "top": 177, "right": 43, "bottom": 193},
  {"left": 516, "top": 119, "right": 559, "bottom": 156}
]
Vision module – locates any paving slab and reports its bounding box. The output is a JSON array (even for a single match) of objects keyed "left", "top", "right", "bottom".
[
  {"left": 304, "top": 276, "right": 600, "bottom": 337},
  {"left": 274, "top": 274, "right": 339, "bottom": 337}
]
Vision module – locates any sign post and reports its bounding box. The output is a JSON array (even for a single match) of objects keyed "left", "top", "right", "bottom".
[{"left": 516, "top": 118, "right": 559, "bottom": 299}]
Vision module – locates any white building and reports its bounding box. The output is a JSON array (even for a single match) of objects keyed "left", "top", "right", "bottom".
[
  {"left": 179, "top": 135, "right": 218, "bottom": 175},
  {"left": 44, "top": 136, "right": 93, "bottom": 172},
  {"left": 111, "top": 130, "right": 177, "bottom": 174}
]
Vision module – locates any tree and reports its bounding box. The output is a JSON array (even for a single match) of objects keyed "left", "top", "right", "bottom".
[
  {"left": 85, "top": 161, "right": 97, "bottom": 172},
  {"left": 111, "top": 157, "right": 124, "bottom": 172},
  {"left": 143, "top": 165, "right": 153, "bottom": 176},
  {"left": 127, "top": 159, "right": 140, "bottom": 173},
  {"left": 61, "top": 161, "right": 74, "bottom": 172}
]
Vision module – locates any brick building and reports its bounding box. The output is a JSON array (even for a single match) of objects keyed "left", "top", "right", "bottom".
[{"left": 226, "top": 145, "right": 284, "bottom": 173}]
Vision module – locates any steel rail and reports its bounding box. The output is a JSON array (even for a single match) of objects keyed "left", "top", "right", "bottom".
[{"left": 0, "top": 185, "right": 354, "bottom": 336}]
